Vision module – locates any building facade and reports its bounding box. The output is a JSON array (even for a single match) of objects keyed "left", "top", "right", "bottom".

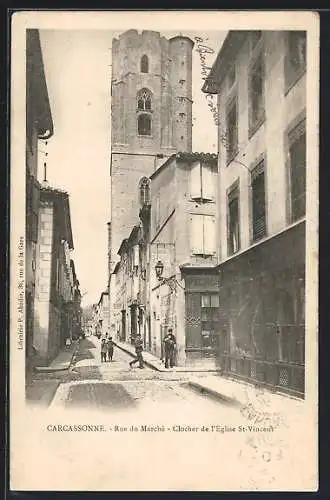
[
  {"left": 108, "top": 30, "right": 194, "bottom": 329},
  {"left": 149, "top": 152, "right": 219, "bottom": 367},
  {"left": 94, "top": 291, "right": 110, "bottom": 338},
  {"left": 112, "top": 152, "right": 219, "bottom": 368},
  {"left": 26, "top": 29, "right": 54, "bottom": 378},
  {"left": 203, "top": 30, "right": 306, "bottom": 396},
  {"left": 32, "top": 186, "right": 75, "bottom": 365}
]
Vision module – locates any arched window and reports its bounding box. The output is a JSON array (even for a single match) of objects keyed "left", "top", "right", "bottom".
[
  {"left": 139, "top": 177, "right": 151, "bottom": 206},
  {"left": 138, "top": 114, "right": 151, "bottom": 136},
  {"left": 140, "top": 55, "right": 149, "bottom": 73},
  {"left": 137, "top": 88, "right": 152, "bottom": 111}
]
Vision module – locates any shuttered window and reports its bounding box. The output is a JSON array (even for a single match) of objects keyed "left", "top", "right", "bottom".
[
  {"left": 249, "top": 53, "right": 265, "bottom": 135},
  {"left": 227, "top": 184, "right": 240, "bottom": 255},
  {"left": 288, "top": 120, "right": 306, "bottom": 222},
  {"left": 251, "top": 160, "right": 266, "bottom": 241},
  {"left": 226, "top": 97, "right": 238, "bottom": 163},
  {"left": 190, "top": 162, "right": 214, "bottom": 201},
  {"left": 190, "top": 214, "right": 216, "bottom": 256}
]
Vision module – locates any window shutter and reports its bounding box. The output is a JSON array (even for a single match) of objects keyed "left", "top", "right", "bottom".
[
  {"left": 190, "top": 161, "right": 201, "bottom": 199},
  {"left": 251, "top": 162, "right": 266, "bottom": 240},
  {"left": 190, "top": 214, "right": 204, "bottom": 254},
  {"left": 201, "top": 164, "right": 214, "bottom": 200},
  {"left": 203, "top": 216, "right": 216, "bottom": 255}
]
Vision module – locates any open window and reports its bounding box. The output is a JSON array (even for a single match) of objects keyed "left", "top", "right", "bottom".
[{"left": 140, "top": 54, "right": 149, "bottom": 73}]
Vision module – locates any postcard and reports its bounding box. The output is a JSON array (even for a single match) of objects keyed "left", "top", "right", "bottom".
[{"left": 10, "top": 10, "right": 319, "bottom": 491}]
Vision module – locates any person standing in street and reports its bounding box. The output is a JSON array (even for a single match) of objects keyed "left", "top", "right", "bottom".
[
  {"left": 107, "top": 336, "right": 115, "bottom": 362},
  {"left": 163, "top": 328, "right": 177, "bottom": 368},
  {"left": 129, "top": 334, "right": 144, "bottom": 369},
  {"left": 101, "top": 333, "right": 109, "bottom": 363}
]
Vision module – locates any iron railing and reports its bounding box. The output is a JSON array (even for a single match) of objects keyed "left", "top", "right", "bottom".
[{"left": 221, "top": 353, "right": 305, "bottom": 398}]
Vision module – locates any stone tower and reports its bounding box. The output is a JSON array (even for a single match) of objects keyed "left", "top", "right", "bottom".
[{"left": 109, "top": 30, "right": 193, "bottom": 275}]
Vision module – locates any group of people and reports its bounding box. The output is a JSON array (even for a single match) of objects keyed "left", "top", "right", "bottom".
[
  {"left": 129, "top": 328, "right": 177, "bottom": 369},
  {"left": 100, "top": 333, "right": 115, "bottom": 362}
]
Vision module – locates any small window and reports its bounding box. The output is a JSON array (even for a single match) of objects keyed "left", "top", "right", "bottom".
[
  {"left": 226, "top": 97, "right": 238, "bottom": 163},
  {"left": 227, "top": 183, "right": 240, "bottom": 255},
  {"left": 140, "top": 55, "right": 149, "bottom": 73},
  {"left": 288, "top": 120, "right": 306, "bottom": 222},
  {"left": 251, "top": 160, "right": 266, "bottom": 241},
  {"left": 138, "top": 114, "right": 151, "bottom": 136},
  {"left": 249, "top": 53, "right": 265, "bottom": 136}
]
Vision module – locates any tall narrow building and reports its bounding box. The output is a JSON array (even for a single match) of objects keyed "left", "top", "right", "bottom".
[{"left": 108, "top": 29, "right": 194, "bottom": 331}]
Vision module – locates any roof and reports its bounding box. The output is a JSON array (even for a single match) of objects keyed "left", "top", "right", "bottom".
[
  {"left": 26, "top": 29, "right": 54, "bottom": 139},
  {"left": 150, "top": 151, "right": 218, "bottom": 180},
  {"left": 98, "top": 290, "right": 109, "bottom": 306},
  {"left": 117, "top": 225, "right": 140, "bottom": 256},
  {"left": 39, "top": 185, "right": 74, "bottom": 249},
  {"left": 202, "top": 31, "right": 248, "bottom": 94}
]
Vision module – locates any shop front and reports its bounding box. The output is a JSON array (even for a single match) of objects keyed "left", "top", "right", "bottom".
[{"left": 183, "top": 268, "right": 221, "bottom": 368}]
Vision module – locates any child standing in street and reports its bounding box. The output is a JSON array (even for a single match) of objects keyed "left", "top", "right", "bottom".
[
  {"left": 107, "top": 336, "right": 114, "bottom": 361},
  {"left": 101, "top": 333, "right": 108, "bottom": 362}
]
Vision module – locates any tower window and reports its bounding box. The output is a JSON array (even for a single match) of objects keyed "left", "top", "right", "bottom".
[
  {"left": 137, "top": 88, "right": 152, "bottom": 111},
  {"left": 140, "top": 55, "right": 149, "bottom": 73},
  {"left": 138, "top": 114, "right": 151, "bottom": 136},
  {"left": 139, "top": 177, "right": 151, "bottom": 206}
]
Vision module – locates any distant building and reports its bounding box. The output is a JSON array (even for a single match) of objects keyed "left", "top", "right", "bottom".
[
  {"left": 114, "top": 226, "right": 141, "bottom": 344},
  {"left": 25, "top": 29, "right": 54, "bottom": 376},
  {"left": 95, "top": 292, "right": 109, "bottom": 338},
  {"left": 32, "top": 186, "right": 74, "bottom": 365},
  {"left": 203, "top": 30, "right": 306, "bottom": 396},
  {"left": 108, "top": 29, "right": 194, "bottom": 333}
]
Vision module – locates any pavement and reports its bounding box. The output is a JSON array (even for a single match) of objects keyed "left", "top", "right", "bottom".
[
  {"left": 34, "top": 339, "right": 80, "bottom": 373},
  {"left": 114, "top": 338, "right": 305, "bottom": 414}
]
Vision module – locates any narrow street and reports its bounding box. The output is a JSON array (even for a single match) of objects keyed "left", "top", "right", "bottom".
[{"left": 37, "top": 336, "right": 238, "bottom": 418}]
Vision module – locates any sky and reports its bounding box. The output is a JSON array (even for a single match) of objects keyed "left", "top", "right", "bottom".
[{"left": 38, "top": 29, "right": 226, "bottom": 306}]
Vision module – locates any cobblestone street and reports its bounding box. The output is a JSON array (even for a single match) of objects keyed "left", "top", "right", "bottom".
[{"left": 32, "top": 337, "right": 235, "bottom": 417}]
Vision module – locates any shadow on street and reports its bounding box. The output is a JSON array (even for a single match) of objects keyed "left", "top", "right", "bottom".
[{"left": 63, "top": 382, "right": 137, "bottom": 410}]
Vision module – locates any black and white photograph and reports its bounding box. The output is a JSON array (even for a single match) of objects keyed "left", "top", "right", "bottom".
[{"left": 10, "top": 10, "right": 319, "bottom": 491}]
